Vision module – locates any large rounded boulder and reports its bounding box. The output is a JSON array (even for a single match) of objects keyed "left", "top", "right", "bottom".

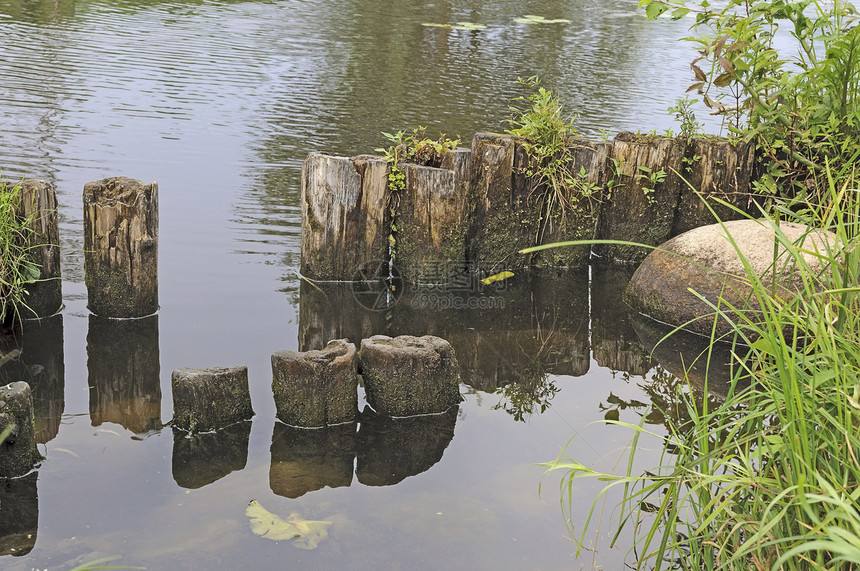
[{"left": 624, "top": 219, "right": 837, "bottom": 337}]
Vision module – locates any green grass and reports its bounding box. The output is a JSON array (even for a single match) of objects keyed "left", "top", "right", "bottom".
[
  {"left": 539, "top": 167, "right": 860, "bottom": 569},
  {"left": 0, "top": 176, "right": 40, "bottom": 326}
]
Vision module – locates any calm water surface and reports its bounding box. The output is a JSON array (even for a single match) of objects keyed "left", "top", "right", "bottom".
[{"left": 1, "top": 1, "right": 724, "bottom": 568}]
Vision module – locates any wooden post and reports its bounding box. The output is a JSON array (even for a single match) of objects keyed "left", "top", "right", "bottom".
[
  {"left": 594, "top": 133, "right": 685, "bottom": 263},
  {"left": 467, "top": 133, "right": 536, "bottom": 273},
  {"left": 395, "top": 148, "right": 471, "bottom": 283},
  {"left": 536, "top": 139, "right": 611, "bottom": 268},
  {"left": 0, "top": 382, "right": 40, "bottom": 478},
  {"left": 301, "top": 153, "right": 388, "bottom": 281},
  {"left": 671, "top": 138, "right": 759, "bottom": 236},
  {"left": 19, "top": 180, "right": 62, "bottom": 317},
  {"left": 83, "top": 177, "right": 158, "bottom": 317}
]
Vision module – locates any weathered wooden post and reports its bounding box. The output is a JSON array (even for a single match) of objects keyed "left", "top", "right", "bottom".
[
  {"left": 467, "top": 133, "right": 536, "bottom": 272},
  {"left": 536, "top": 139, "right": 611, "bottom": 268},
  {"left": 171, "top": 366, "right": 253, "bottom": 432},
  {"left": 19, "top": 180, "right": 62, "bottom": 317},
  {"left": 394, "top": 148, "right": 472, "bottom": 283},
  {"left": 671, "top": 138, "right": 759, "bottom": 236},
  {"left": 301, "top": 154, "right": 389, "bottom": 280},
  {"left": 271, "top": 339, "right": 359, "bottom": 427},
  {"left": 0, "top": 381, "right": 40, "bottom": 478},
  {"left": 594, "top": 133, "right": 686, "bottom": 263},
  {"left": 359, "top": 335, "right": 462, "bottom": 417},
  {"left": 83, "top": 177, "right": 158, "bottom": 317}
]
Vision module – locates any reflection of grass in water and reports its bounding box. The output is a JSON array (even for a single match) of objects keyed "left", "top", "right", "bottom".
[{"left": 541, "top": 171, "right": 860, "bottom": 568}]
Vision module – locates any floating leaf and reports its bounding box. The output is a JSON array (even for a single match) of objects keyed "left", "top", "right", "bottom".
[
  {"left": 481, "top": 270, "right": 514, "bottom": 285},
  {"left": 514, "top": 14, "right": 571, "bottom": 24},
  {"left": 422, "top": 21, "right": 486, "bottom": 30},
  {"left": 246, "top": 500, "right": 332, "bottom": 549}
]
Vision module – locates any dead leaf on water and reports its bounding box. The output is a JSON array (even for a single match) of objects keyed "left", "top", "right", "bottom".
[{"left": 246, "top": 500, "right": 332, "bottom": 549}]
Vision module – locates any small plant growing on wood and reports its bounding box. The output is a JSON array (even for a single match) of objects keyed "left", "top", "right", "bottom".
[
  {"left": 667, "top": 95, "right": 704, "bottom": 142},
  {"left": 375, "top": 128, "right": 461, "bottom": 262},
  {"left": 506, "top": 76, "right": 604, "bottom": 235},
  {"left": 0, "top": 177, "right": 40, "bottom": 327}
]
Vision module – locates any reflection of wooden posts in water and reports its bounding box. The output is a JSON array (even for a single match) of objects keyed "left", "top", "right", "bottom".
[
  {"left": 172, "top": 422, "right": 251, "bottom": 489},
  {"left": 356, "top": 406, "right": 457, "bottom": 486},
  {"left": 0, "top": 315, "right": 65, "bottom": 443},
  {"left": 269, "top": 422, "right": 356, "bottom": 499},
  {"left": 19, "top": 179, "right": 62, "bottom": 317},
  {"left": 87, "top": 314, "right": 161, "bottom": 433},
  {"left": 590, "top": 265, "right": 653, "bottom": 376},
  {"left": 300, "top": 154, "right": 388, "bottom": 281},
  {"left": 0, "top": 471, "right": 38, "bottom": 556},
  {"left": 83, "top": 177, "right": 158, "bottom": 318}
]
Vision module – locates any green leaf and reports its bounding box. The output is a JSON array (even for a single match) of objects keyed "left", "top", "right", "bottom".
[
  {"left": 645, "top": 2, "right": 669, "bottom": 20},
  {"left": 481, "top": 270, "right": 515, "bottom": 285},
  {"left": 671, "top": 7, "right": 691, "bottom": 19},
  {"left": 246, "top": 500, "right": 333, "bottom": 549},
  {"left": 514, "top": 15, "right": 572, "bottom": 24}
]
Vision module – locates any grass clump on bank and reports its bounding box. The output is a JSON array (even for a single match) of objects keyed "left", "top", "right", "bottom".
[{"left": 542, "top": 169, "right": 860, "bottom": 569}]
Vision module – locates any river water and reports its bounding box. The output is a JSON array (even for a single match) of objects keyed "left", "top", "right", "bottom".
[{"left": 1, "top": 1, "right": 725, "bottom": 569}]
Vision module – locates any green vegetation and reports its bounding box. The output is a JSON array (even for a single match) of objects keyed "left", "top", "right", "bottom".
[
  {"left": 537, "top": 169, "right": 860, "bottom": 569},
  {"left": 0, "top": 176, "right": 40, "bottom": 327},
  {"left": 640, "top": 0, "right": 860, "bottom": 201}
]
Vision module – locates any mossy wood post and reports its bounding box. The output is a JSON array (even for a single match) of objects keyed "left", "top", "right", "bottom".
[
  {"left": 18, "top": 180, "right": 62, "bottom": 317},
  {"left": 0, "top": 381, "right": 40, "bottom": 478},
  {"left": 271, "top": 339, "right": 359, "bottom": 427},
  {"left": 359, "top": 335, "right": 462, "bottom": 417},
  {"left": 594, "top": 133, "right": 685, "bottom": 263},
  {"left": 671, "top": 138, "right": 759, "bottom": 236},
  {"left": 467, "top": 133, "right": 536, "bottom": 273},
  {"left": 171, "top": 366, "right": 254, "bottom": 432},
  {"left": 83, "top": 177, "right": 158, "bottom": 317},
  {"left": 301, "top": 153, "right": 388, "bottom": 280},
  {"left": 395, "top": 148, "right": 471, "bottom": 283},
  {"left": 536, "top": 139, "right": 611, "bottom": 268}
]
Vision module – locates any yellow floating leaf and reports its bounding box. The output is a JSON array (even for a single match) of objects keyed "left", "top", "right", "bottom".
[
  {"left": 246, "top": 500, "right": 332, "bottom": 549},
  {"left": 481, "top": 270, "right": 515, "bottom": 285}
]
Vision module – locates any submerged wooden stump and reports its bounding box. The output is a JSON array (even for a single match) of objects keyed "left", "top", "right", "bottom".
[
  {"left": 595, "top": 133, "right": 685, "bottom": 263},
  {"left": 19, "top": 180, "right": 62, "bottom": 318},
  {"left": 0, "top": 472, "right": 38, "bottom": 556},
  {"left": 0, "top": 381, "right": 40, "bottom": 478},
  {"left": 83, "top": 177, "right": 158, "bottom": 317},
  {"left": 359, "top": 335, "right": 462, "bottom": 417},
  {"left": 672, "top": 138, "right": 759, "bottom": 236},
  {"left": 171, "top": 366, "right": 254, "bottom": 432},
  {"left": 301, "top": 153, "right": 389, "bottom": 281},
  {"left": 395, "top": 148, "right": 471, "bottom": 283},
  {"left": 271, "top": 339, "right": 359, "bottom": 427}
]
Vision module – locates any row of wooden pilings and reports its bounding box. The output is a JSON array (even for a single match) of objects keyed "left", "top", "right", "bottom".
[
  {"left": 2, "top": 176, "right": 157, "bottom": 478},
  {"left": 301, "top": 132, "right": 760, "bottom": 282},
  {"left": 3, "top": 176, "right": 158, "bottom": 321}
]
